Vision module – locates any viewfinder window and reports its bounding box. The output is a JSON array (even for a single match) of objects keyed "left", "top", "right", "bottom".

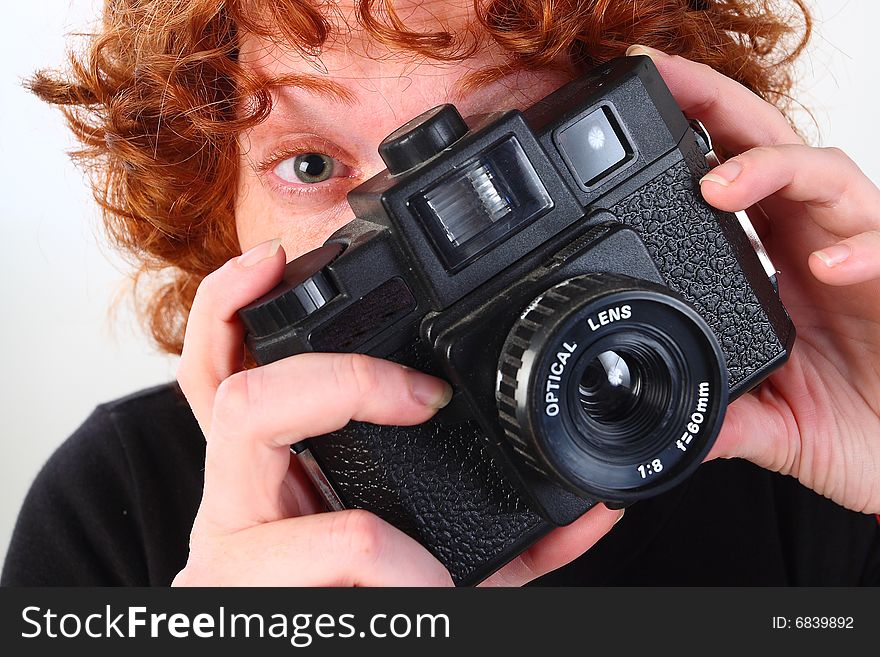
[{"left": 555, "top": 106, "right": 632, "bottom": 188}]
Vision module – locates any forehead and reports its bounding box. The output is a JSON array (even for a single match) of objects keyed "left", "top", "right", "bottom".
[
  {"left": 241, "top": 0, "right": 475, "bottom": 69},
  {"left": 238, "top": 0, "right": 552, "bottom": 118},
  {"left": 243, "top": 0, "right": 474, "bottom": 51}
]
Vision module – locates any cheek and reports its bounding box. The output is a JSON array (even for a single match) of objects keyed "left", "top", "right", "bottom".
[
  {"left": 234, "top": 170, "right": 355, "bottom": 258},
  {"left": 234, "top": 173, "right": 277, "bottom": 251}
]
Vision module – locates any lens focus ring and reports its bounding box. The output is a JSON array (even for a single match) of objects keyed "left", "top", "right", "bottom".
[{"left": 497, "top": 277, "right": 594, "bottom": 476}]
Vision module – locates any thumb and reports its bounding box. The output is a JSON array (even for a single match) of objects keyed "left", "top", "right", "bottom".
[
  {"left": 479, "top": 504, "right": 625, "bottom": 587},
  {"left": 707, "top": 390, "right": 797, "bottom": 475},
  {"left": 809, "top": 231, "right": 880, "bottom": 287}
]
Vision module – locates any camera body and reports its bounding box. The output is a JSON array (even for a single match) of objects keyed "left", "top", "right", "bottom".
[{"left": 239, "top": 56, "right": 795, "bottom": 585}]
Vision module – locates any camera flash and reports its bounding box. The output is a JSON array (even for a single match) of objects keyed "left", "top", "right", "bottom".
[
  {"left": 409, "top": 136, "right": 552, "bottom": 271},
  {"left": 424, "top": 161, "right": 511, "bottom": 247}
]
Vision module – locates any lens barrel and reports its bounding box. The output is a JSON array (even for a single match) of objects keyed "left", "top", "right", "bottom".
[{"left": 497, "top": 273, "right": 728, "bottom": 503}]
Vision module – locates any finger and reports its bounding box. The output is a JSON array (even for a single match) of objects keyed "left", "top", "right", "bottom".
[
  {"left": 479, "top": 504, "right": 624, "bottom": 587},
  {"left": 698, "top": 144, "right": 880, "bottom": 236},
  {"left": 706, "top": 389, "right": 795, "bottom": 473},
  {"left": 809, "top": 230, "right": 880, "bottom": 286},
  {"left": 709, "top": 382, "right": 880, "bottom": 514},
  {"left": 626, "top": 45, "right": 802, "bottom": 153},
  {"left": 273, "top": 511, "right": 454, "bottom": 586},
  {"left": 279, "top": 451, "right": 325, "bottom": 517},
  {"left": 177, "top": 238, "right": 286, "bottom": 433},
  {"left": 185, "top": 510, "right": 454, "bottom": 586},
  {"left": 201, "top": 352, "right": 452, "bottom": 530}
]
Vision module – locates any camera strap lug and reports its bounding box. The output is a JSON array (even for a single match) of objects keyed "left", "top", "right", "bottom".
[
  {"left": 291, "top": 446, "right": 346, "bottom": 512},
  {"left": 690, "top": 119, "right": 779, "bottom": 290}
]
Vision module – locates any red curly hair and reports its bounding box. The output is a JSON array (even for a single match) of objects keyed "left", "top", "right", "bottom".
[{"left": 29, "top": 0, "right": 811, "bottom": 355}]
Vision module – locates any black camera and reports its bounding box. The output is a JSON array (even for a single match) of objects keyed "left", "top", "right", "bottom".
[{"left": 239, "top": 56, "right": 795, "bottom": 585}]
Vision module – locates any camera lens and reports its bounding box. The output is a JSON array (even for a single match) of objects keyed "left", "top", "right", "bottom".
[
  {"left": 569, "top": 331, "right": 684, "bottom": 466},
  {"left": 496, "top": 273, "right": 728, "bottom": 503},
  {"left": 577, "top": 342, "right": 673, "bottom": 446},
  {"left": 579, "top": 348, "right": 652, "bottom": 424}
]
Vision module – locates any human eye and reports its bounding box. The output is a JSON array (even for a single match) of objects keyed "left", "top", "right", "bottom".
[
  {"left": 274, "top": 152, "right": 349, "bottom": 184},
  {"left": 255, "top": 138, "right": 358, "bottom": 201}
]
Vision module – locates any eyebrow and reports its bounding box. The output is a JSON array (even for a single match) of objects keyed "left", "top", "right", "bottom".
[
  {"left": 264, "top": 67, "right": 506, "bottom": 107},
  {"left": 251, "top": 66, "right": 533, "bottom": 144},
  {"left": 263, "top": 74, "right": 358, "bottom": 105}
]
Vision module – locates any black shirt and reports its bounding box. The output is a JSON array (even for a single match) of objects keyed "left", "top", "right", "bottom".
[{"left": 2, "top": 383, "right": 878, "bottom": 586}]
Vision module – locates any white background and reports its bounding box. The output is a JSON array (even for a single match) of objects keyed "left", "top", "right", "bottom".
[{"left": 1, "top": 1, "right": 878, "bottom": 567}]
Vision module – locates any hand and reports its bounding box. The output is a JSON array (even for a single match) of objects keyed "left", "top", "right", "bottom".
[
  {"left": 627, "top": 46, "right": 880, "bottom": 513},
  {"left": 172, "top": 239, "right": 624, "bottom": 586}
]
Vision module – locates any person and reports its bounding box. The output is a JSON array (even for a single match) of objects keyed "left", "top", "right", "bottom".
[{"left": 3, "top": 0, "right": 879, "bottom": 587}]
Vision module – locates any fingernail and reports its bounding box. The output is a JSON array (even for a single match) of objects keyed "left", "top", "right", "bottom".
[
  {"left": 812, "top": 243, "right": 851, "bottom": 268},
  {"left": 238, "top": 238, "right": 282, "bottom": 267},
  {"left": 700, "top": 159, "right": 743, "bottom": 187},
  {"left": 614, "top": 509, "right": 626, "bottom": 525},
  {"left": 626, "top": 44, "right": 668, "bottom": 59},
  {"left": 408, "top": 372, "right": 453, "bottom": 409}
]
